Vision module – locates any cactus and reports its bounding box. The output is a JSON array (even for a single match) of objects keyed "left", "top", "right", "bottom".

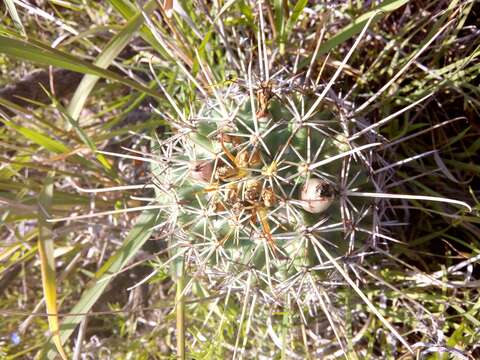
[
  {"left": 144, "top": 4, "right": 472, "bottom": 357},
  {"left": 152, "top": 77, "right": 369, "bottom": 278},
  {"left": 148, "top": 69, "right": 400, "bottom": 356}
]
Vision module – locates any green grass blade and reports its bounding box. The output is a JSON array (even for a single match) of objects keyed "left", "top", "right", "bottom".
[
  {"left": 4, "top": 0, "right": 27, "bottom": 37},
  {"left": 39, "top": 209, "right": 160, "bottom": 359},
  {"left": 273, "top": 0, "right": 286, "bottom": 53},
  {"left": 67, "top": 0, "right": 158, "bottom": 121},
  {"left": 107, "top": 0, "right": 136, "bottom": 16},
  {"left": 53, "top": 100, "right": 113, "bottom": 171},
  {"left": 0, "top": 36, "right": 162, "bottom": 100},
  {"left": 107, "top": 0, "right": 169, "bottom": 60},
  {"left": 303, "top": 0, "right": 409, "bottom": 65},
  {"left": 0, "top": 96, "right": 36, "bottom": 116},
  {"left": 1, "top": 119, "right": 70, "bottom": 154},
  {"left": 237, "top": 1, "right": 255, "bottom": 27},
  {"left": 286, "top": 0, "right": 308, "bottom": 33},
  {"left": 176, "top": 262, "right": 186, "bottom": 360},
  {"left": 38, "top": 174, "right": 68, "bottom": 360}
]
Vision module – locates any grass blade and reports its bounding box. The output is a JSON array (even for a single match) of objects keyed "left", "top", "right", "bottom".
[
  {"left": 286, "top": 0, "right": 307, "bottom": 33},
  {"left": 176, "top": 261, "right": 186, "bottom": 360},
  {"left": 67, "top": 0, "right": 158, "bottom": 121},
  {"left": 108, "top": 0, "right": 167, "bottom": 58},
  {"left": 302, "top": 0, "right": 409, "bottom": 67},
  {"left": 4, "top": 0, "right": 27, "bottom": 37},
  {"left": 38, "top": 174, "right": 68, "bottom": 360},
  {"left": 39, "top": 209, "right": 160, "bottom": 359},
  {"left": 0, "top": 36, "right": 162, "bottom": 101},
  {"left": 1, "top": 119, "right": 70, "bottom": 154},
  {"left": 54, "top": 100, "right": 113, "bottom": 171},
  {"left": 312, "top": 237, "right": 413, "bottom": 353}
]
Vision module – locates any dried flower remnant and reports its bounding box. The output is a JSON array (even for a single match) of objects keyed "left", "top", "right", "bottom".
[{"left": 299, "top": 178, "right": 335, "bottom": 214}]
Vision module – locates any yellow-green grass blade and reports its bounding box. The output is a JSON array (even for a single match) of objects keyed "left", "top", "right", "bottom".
[
  {"left": 273, "top": 0, "right": 286, "bottom": 53},
  {"left": 38, "top": 174, "right": 68, "bottom": 360},
  {"left": 302, "top": 0, "right": 410, "bottom": 67},
  {"left": 1, "top": 116, "right": 114, "bottom": 176},
  {"left": 1, "top": 119, "right": 70, "bottom": 154},
  {"left": 286, "top": 0, "right": 308, "bottom": 34},
  {"left": 0, "top": 35, "right": 163, "bottom": 101},
  {"left": 108, "top": 0, "right": 167, "bottom": 58},
  {"left": 65, "top": 0, "right": 157, "bottom": 173},
  {"left": 39, "top": 209, "right": 160, "bottom": 359},
  {"left": 0, "top": 96, "right": 37, "bottom": 116},
  {"left": 0, "top": 96, "right": 71, "bottom": 136},
  {"left": 67, "top": 0, "right": 158, "bottom": 121},
  {"left": 107, "top": 0, "right": 137, "bottom": 17},
  {"left": 53, "top": 100, "right": 114, "bottom": 173},
  {"left": 4, "top": 0, "right": 27, "bottom": 37},
  {"left": 322, "top": 0, "right": 410, "bottom": 53},
  {"left": 0, "top": 154, "right": 30, "bottom": 180}
]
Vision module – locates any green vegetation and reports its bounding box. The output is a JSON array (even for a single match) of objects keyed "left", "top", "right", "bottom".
[{"left": 0, "top": 1, "right": 479, "bottom": 359}]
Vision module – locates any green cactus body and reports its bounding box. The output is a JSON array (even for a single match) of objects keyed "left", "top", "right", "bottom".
[{"left": 152, "top": 82, "right": 372, "bottom": 284}]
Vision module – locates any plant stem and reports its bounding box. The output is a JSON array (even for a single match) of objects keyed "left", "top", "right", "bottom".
[{"left": 176, "top": 260, "right": 186, "bottom": 360}]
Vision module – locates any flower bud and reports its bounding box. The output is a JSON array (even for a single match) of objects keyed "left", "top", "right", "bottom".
[{"left": 298, "top": 178, "right": 335, "bottom": 214}]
